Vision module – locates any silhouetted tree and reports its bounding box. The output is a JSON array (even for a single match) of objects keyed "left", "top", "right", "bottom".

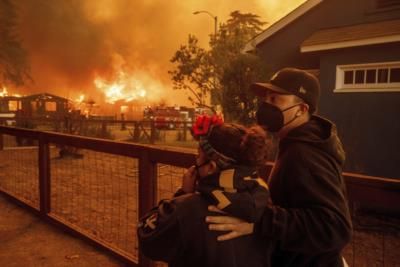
[
  {"left": 169, "top": 35, "right": 213, "bottom": 109},
  {"left": 169, "top": 11, "right": 267, "bottom": 123},
  {"left": 0, "top": 0, "right": 31, "bottom": 87}
]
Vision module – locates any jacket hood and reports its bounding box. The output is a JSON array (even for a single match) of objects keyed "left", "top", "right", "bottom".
[{"left": 281, "top": 116, "right": 345, "bottom": 166}]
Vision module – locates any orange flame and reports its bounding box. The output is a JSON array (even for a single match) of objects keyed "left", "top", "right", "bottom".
[
  {"left": 0, "top": 87, "right": 8, "bottom": 97},
  {"left": 76, "top": 94, "right": 85, "bottom": 103},
  {"left": 94, "top": 70, "right": 163, "bottom": 104},
  {"left": 94, "top": 71, "right": 144, "bottom": 104},
  {"left": 0, "top": 87, "right": 22, "bottom": 98},
  {"left": 74, "top": 94, "right": 86, "bottom": 111}
]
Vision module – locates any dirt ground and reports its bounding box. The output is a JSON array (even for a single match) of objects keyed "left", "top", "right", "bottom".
[{"left": 0, "top": 193, "right": 128, "bottom": 267}]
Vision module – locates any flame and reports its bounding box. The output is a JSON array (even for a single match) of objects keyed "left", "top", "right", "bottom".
[
  {"left": 76, "top": 94, "right": 85, "bottom": 103},
  {"left": 18, "top": 1, "right": 305, "bottom": 108},
  {"left": 0, "top": 87, "right": 23, "bottom": 98},
  {"left": 73, "top": 94, "right": 92, "bottom": 115},
  {"left": 94, "top": 70, "right": 161, "bottom": 104},
  {"left": 0, "top": 87, "right": 8, "bottom": 97},
  {"left": 138, "top": 89, "right": 146, "bottom": 98}
]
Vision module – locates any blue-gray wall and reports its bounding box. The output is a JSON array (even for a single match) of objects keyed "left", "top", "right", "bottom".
[
  {"left": 257, "top": 0, "right": 400, "bottom": 74},
  {"left": 255, "top": 0, "right": 400, "bottom": 178},
  {"left": 318, "top": 43, "right": 400, "bottom": 179}
]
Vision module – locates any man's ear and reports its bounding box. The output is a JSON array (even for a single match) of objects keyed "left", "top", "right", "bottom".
[{"left": 298, "top": 103, "right": 309, "bottom": 116}]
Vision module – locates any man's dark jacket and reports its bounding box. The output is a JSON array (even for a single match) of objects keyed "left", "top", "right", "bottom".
[
  {"left": 256, "top": 116, "right": 352, "bottom": 267},
  {"left": 138, "top": 167, "right": 272, "bottom": 267}
]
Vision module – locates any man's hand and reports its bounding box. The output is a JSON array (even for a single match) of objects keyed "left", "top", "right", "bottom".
[{"left": 206, "top": 205, "right": 254, "bottom": 241}]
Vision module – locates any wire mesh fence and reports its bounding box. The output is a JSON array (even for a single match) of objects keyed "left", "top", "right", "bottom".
[
  {"left": 0, "top": 127, "right": 196, "bottom": 266},
  {"left": 0, "top": 135, "right": 39, "bottom": 209},
  {"left": 157, "top": 164, "right": 186, "bottom": 202},
  {"left": 49, "top": 146, "right": 140, "bottom": 261}
]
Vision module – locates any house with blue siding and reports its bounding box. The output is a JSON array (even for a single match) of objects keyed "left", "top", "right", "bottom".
[{"left": 245, "top": 0, "right": 400, "bottom": 179}]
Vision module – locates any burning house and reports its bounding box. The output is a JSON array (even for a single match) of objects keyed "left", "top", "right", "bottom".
[
  {"left": 0, "top": 91, "right": 73, "bottom": 125},
  {"left": 21, "top": 93, "right": 71, "bottom": 118}
]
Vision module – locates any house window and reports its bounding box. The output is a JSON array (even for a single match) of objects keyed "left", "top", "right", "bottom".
[
  {"left": 355, "top": 70, "right": 365, "bottom": 84},
  {"left": 391, "top": 68, "right": 400, "bottom": 82},
  {"left": 378, "top": 69, "right": 388, "bottom": 83},
  {"left": 8, "top": 100, "right": 19, "bottom": 111},
  {"left": 45, "top": 101, "right": 57, "bottom": 111},
  {"left": 344, "top": 71, "right": 353, "bottom": 84},
  {"left": 366, "top": 69, "right": 376, "bottom": 83},
  {"left": 335, "top": 61, "right": 400, "bottom": 92}
]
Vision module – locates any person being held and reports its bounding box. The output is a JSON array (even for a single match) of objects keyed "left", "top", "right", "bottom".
[
  {"left": 206, "top": 68, "right": 352, "bottom": 267},
  {"left": 137, "top": 115, "right": 273, "bottom": 267}
]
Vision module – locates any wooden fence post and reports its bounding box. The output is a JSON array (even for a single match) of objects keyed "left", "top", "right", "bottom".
[
  {"left": 133, "top": 122, "right": 140, "bottom": 142},
  {"left": 183, "top": 121, "right": 187, "bottom": 141},
  {"left": 101, "top": 121, "right": 107, "bottom": 138},
  {"left": 38, "top": 134, "right": 51, "bottom": 216},
  {"left": 120, "top": 113, "right": 126, "bottom": 130},
  {"left": 150, "top": 120, "right": 156, "bottom": 144},
  {"left": 138, "top": 150, "right": 157, "bottom": 267}
]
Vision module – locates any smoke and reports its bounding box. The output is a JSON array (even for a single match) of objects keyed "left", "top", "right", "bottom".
[{"left": 15, "top": 0, "right": 305, "bottom": 106}]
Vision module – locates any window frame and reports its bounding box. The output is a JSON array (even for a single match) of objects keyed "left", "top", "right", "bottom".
[
  {"left": 45, "top": 101, "right": 57, "bottom": 112},
  {"left": 335, "top": 61, "right": 400, "bottom": 93}
]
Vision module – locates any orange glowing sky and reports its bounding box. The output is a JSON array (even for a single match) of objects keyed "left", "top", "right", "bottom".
[{"left": 14, "top": 0, "right": 306, "bottom": 107}]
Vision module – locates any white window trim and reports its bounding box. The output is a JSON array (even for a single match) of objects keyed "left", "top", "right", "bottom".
[{"left": 335, "top": 61, "right": 400, "bottom": 93}]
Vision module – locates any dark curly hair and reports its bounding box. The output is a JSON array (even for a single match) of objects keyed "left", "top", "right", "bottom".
[{"left": 205, "top": 123, "right": 268, "bottom": 168}]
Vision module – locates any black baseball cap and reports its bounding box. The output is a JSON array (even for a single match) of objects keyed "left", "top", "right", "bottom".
[{"left": 251, "top": 68, "right": 320, "bottom": 113}]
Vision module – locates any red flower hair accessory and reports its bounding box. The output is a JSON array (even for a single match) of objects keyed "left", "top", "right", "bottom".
[{"left": 191, "top": 115, "right": 223, "bottom": 140}]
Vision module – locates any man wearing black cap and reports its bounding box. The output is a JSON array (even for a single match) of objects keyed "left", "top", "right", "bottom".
[{"left": 206, "top": 68, "right": 352, "bottom": 267}]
